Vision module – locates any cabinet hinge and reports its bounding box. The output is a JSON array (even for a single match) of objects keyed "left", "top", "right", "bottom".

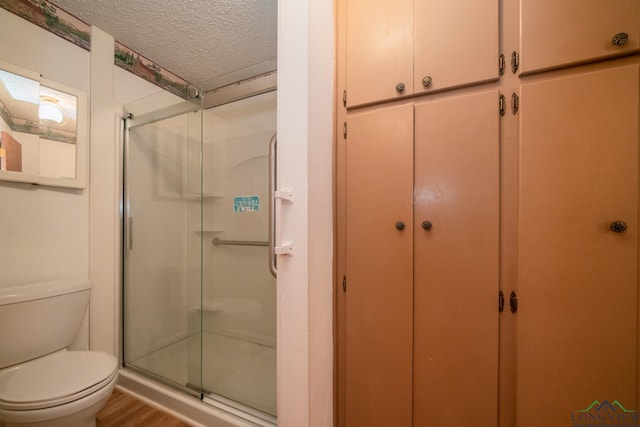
[
  {"left": 499, "top": 290, "right": 505, "bottom": 312},
  {"left": 343, "top": 90, "right": 347, "bottom": 107},
  {"left": 511, "top": 51, "right": 520, "bottom": 74},
  {"left": 342, "top": 275, "right": 347, "bottom": 292},
  {"left": 343, "top": 122, "right": 347, "bottom": 139},
  {"left": 510, "top": 291, "right": 518, "bottom": 313},
  {"left": 511, "top": 92, "right": 519, "bottom": 115},
  {"left": 499, "top": 93, "right": 506, "bottom": 116},
  {"left": 498, "top": 54, "right": 506, "bottom": 76}
]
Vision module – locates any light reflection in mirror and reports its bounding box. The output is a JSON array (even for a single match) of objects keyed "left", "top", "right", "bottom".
[
  {"left": 0, "top": 69, "right": 39, "bottom": 175},
  {"left": 0, "top": 66, "right": 78, "bottom": 181}
]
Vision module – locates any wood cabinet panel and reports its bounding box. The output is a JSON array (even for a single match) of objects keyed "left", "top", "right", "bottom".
[
  {"left": 414, "top": 0, "right": 499, "bottom": 94},
  {"left": 413, "top": 90, "right": 500, "bottom": 427},
  {"left": 517, "top": 64, "right": 639, "bottom": 426},
  {"left": 346, "top": 0, "right": 413, "bottom": 107},
  {"left": 346, "top": 0, "right": 498, "bottom": 107},
  {"left": 345, "top": 103, "right": 414, "bottom": 426},
  {"left": 521, "top": 0, "right": 640, "bottom": 74}
]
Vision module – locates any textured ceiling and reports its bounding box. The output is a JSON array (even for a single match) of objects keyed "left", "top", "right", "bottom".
[{"left": 49, "top": 0, "right": 277, "bottom": 92}]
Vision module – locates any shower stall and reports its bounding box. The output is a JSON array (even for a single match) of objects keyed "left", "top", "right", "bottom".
[{"left": 122, "top": 90, "right": 277, "bottom": 425}]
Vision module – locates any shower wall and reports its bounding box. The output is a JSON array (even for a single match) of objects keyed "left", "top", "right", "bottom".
[{"left": 201, "top": 91, "right": 277, "bottom": 346}]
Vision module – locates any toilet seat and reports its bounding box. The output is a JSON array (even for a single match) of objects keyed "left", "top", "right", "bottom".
[{"left": 0, "top": 349, "right": 117, "bottom": 411}]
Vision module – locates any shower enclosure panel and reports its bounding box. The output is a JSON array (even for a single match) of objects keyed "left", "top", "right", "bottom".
[
  {"left": 201, "top": 91, "right": 277, "bottom": 418},
  {"left": 122, "top": 90, "right": 277, "bottom": 424},
  {"left": 123, "top": 103, "right": 204, "bottom": 393}
]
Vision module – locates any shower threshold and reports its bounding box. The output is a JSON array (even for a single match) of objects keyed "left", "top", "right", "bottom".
[{"left": 183, "top": 382, "right": 277, "bottom": 426}]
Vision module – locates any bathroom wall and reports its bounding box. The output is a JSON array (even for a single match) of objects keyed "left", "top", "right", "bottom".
[
  {"left": 0, "top": 7, "right": 90, "bottom": 287},
  {"left": 0, "top": 8, "right": 173, "bottom": 353}
]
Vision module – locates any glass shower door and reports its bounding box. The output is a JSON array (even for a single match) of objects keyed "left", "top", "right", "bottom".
[
  {"left": 200, "top": 90, "right": 277, "bottom": 420},
  {"left": 122, "top": 96, "right": 204, "bottom": 395},
  {"left": 122, "top": 90, "right": 277, "bottom": 424}
]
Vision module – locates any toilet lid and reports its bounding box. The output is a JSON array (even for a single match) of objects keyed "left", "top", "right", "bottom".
[{"left": 0, "top": 350, "right": 117, "bottom": 410}]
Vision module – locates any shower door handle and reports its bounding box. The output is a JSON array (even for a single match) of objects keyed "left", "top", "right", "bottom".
[
  {"left": 269, "top": 134, "right": 278, "bottom": 278},
  {"left": 269, "top": 133, "right": 294, "bottom": 279}
]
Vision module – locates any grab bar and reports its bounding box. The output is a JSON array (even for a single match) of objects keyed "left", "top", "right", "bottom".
[
  {"left": 268, "top": 133, "right": 277, "bottom": 278},
  {"left": 212, "top": 238, "right": 268, "bottom": 247}
]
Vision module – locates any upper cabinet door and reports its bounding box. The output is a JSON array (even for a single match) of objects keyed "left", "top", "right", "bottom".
[
  {"left": 414, "top": 0, "right": 499, "bottom": 94},
  {"left": 521, "top": 0, "right": 640, "bottom": 74},
  {"left": 346, "top": 0, "right": 413, "bottom": 107}
]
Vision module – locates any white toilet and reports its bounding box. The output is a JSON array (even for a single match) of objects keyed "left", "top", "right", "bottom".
[{"left": 0, "top": 279, "right": 118, "bottom": 427}]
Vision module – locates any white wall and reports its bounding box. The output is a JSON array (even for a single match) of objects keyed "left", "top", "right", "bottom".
[
  {"left": 0, "top": 11, "right": 166, "bottom": 354},
  {"left": 277, "top": 0, "right": 334, "bottom": 425},
  {"left": 0, "top": 8, "right": 90, "bottom": 288}
]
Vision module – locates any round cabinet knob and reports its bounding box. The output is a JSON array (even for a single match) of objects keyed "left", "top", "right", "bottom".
[
  {"left": 422, "top": 76, "right": 432, "bottom": 88},
  {"left": 395, "top": 82, "right": 406, "bottom": 93},
  {"left": 395, "top": 221, "right": 405, "bottom": 231},
  {"left": 610, "top": 220, "right": 627, "bottom": 233},
  {"left": 612, "top": 32, "right": 629, "bottom": 46},
  {"left": 421, "top": 220, "right": 432, "bottom": 231}
]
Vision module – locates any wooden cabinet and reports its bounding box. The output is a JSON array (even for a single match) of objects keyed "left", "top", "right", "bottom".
[
  {"left": 413, "top": 0, "right": 498, "bottom": 96},
  {"left": 345, "top": 103, "right": 414, "bottom": 427},
  {"left": 517, "top": 63, "right": 639, "bottom": 426},
  {"left": 346, "top": 0, "right": 413, "bottom": 108},
  {"left": 414, "top": 90, "right": 500, "bottom": 427},
  {"left": 344, "top": 91, "right": 500, "bottom": 425},
  {"left": 338, "top": 0, "right": 640, "bottom": 424},
  {"left": 520, "top": 0, "right": 640, "bottom": 74},
  {"left": 346, "top": 0, "right": 498, "bottom": 107}
]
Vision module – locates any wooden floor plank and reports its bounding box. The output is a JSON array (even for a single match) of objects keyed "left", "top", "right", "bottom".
[{"left": 97, "top": 388, "right": 194, "bottom": 427}]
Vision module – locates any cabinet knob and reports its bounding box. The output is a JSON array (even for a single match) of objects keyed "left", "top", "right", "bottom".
[
  {"left": 422, "top": 76, "right": 432, "bottom": 88},
  {"left": 395, "top": 82, "right": 406, "bottom": 93},
  {"left": 610, "top": 221, "right": 627, "bottom": 233},
  {"left": 395, "top": 221, "right": 405, "bottom": 231},
  {"left": 612, "top": 32, "right": 629, "bottom": 46},
  {"left": 421, "top": 220, "right": 432, "bottom": 231}
]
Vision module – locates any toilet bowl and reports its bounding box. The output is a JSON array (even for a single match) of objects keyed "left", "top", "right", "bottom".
[{"left": 0, "top": 280, "right": 118, "bottom": 427}]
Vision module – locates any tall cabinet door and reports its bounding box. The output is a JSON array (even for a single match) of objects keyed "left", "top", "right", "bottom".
[
  {"left": 414, "top": 0, "right": 499, "bottom": 94},
  {"left": 517, "top": 64, "right": 639, "bottom": 426},
  {"left": 345, "top": 103, "right": 414, "bottom": 426},
  {"left": 413, "top": 90, "right": 500, "bottom": 427},
  {"left": 346, "top": 0, "right": 413, "bottom": 107},
  {"left": 520, "top": 0, "right": 640, "bottom": 74}
]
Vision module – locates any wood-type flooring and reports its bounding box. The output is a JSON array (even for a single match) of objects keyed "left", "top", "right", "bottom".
[{"left": 96, "top": 388, "right": 194, "bottom": 427}]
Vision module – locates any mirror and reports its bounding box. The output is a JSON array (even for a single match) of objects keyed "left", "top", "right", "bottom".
[{"left": 0, "top": 61, "right": 87, "bottom": 188}]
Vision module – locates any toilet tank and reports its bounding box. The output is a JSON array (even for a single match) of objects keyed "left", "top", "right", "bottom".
[{"left": 0, "top": 279, "right": 91, "bottom": 368}]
